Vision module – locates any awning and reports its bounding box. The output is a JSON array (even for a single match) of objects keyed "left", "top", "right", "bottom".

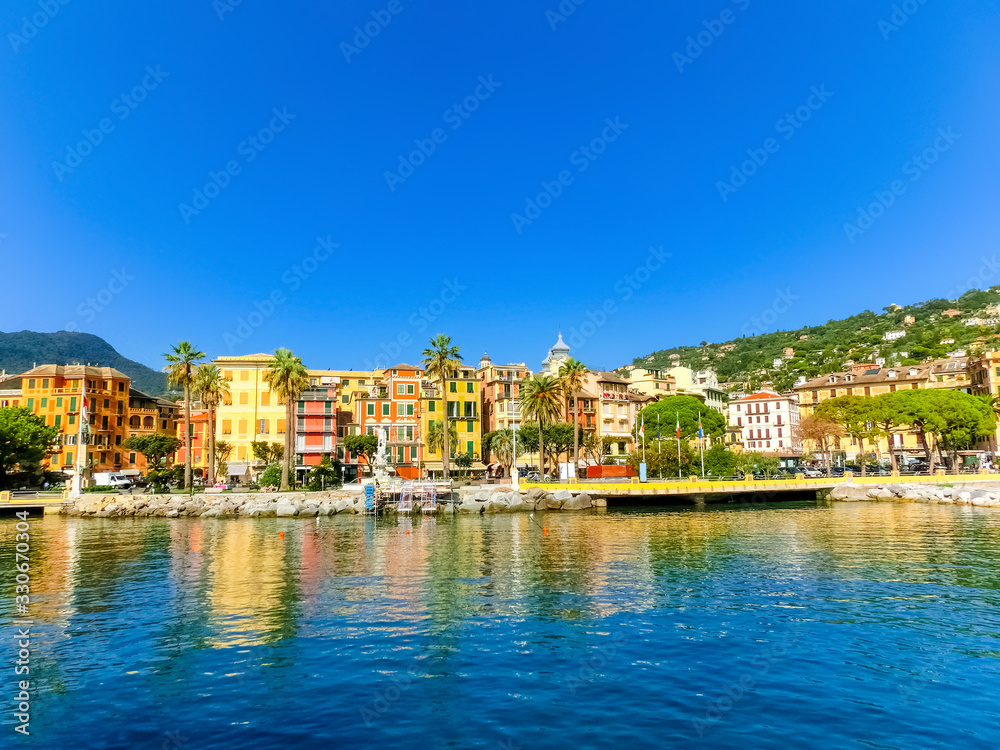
[
  {"left": 226, "top": 463, "right": 252, "bottom": 476},
  {"left": 120, "top": 469, "right": 141, "bottom": 476}
]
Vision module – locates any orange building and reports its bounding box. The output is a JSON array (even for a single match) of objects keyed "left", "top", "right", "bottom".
[
  {"left": 0, "top": 365, "right": 132, "bottom": 475},
  {"left": 174, "top": 409, "right": 210, "bottom": 478}
]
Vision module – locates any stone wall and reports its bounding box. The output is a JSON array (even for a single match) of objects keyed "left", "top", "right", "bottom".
[
  {"left": 59, "top": 486, "right": 607, "bottom": 518},
  {"left": 828, "top": 482, "right": 1000, "bottom": 508}
]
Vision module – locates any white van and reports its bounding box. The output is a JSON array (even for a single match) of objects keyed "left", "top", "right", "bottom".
[{"left": 93, "top": 472, "right": 132, "bottom": 489}]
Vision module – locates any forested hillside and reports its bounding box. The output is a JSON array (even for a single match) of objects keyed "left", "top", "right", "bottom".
[
  {"left": 0, "top": 331, "right": 171, "bottom": 396},
  {"left": 633, "top": 288, "right": 1000, "bottom": 392}
]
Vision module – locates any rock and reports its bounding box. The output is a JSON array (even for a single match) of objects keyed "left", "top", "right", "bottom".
[
  {"left": 201, "top": 507, "right": 221, "bottom": 517},
  {"left": 544, "top": 494, "right": 562, "bottom": 510},
  {"left": 275, "top": 501, "right": 298, "bottom": 517},
  {"left": 458, "top": 500, "right": 482, "bottom": 513},
  {"left": 553, "top": 490, "right": 573, "bottom": 502},
  {"left": 299, "top": 505, "right": 319, "bottom": 517},
  {"left": 474, "top": 490, "right": 491, "bottom": 502},
  {"left": 489, "top": 492, "right": 510, "bottom": 506},
  {"left": 334, "top": 499, "right": 353, "bottom": 514},
  {"left": 593, "top": 497, "right": 607, "bottom": 508},
  {"left": 561, "top": 494, "right": 592, "bottom": 511},
  {"left": 166, "top": 509, "right": 179, "bottom": 518}
]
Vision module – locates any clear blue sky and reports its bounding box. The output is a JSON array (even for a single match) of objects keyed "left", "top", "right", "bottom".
[{"left": 2, "top": 0, "right": 998, "bottom": 373}]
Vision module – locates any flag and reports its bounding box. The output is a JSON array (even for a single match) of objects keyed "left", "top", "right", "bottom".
[
  {"left": 698, "top": 412, "right": 703, "bottom": 440},
  {"left": 675, "top": 412, "right": 681, "bottom": 439},
  {"left": 639, "top": 416, "right": 645, "bottom": 439}
]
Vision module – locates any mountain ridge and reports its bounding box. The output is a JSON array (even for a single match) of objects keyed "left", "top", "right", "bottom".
[{"left": 0, "top": 330, "right": 171, "bottom": 396}]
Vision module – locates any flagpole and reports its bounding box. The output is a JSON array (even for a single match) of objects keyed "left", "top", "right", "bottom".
[
  {"left": 70, "top": 372, "right": 86, "bottom": 499},
  {"left": 676, "top": 411, "right": 681, "bottom": 478},
  {"left": 641, "top": 415, "right": 645, "bottom": 464},
  {"left": 657, "top": 413, "right": 661, "bottom": 479},
  {"left": 699, "top": 411, "right": 705, "bottom": 478}
]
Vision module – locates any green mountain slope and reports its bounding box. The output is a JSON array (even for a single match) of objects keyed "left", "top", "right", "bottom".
[
  {"left": 633, "top": 288, "right": 1000, "bottom": 392},
  {"left": 0, "top": 330, "right": 171, "bottom": 396}
]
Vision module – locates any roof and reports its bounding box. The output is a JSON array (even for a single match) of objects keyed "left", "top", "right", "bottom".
[
  {"left": 17, "top": 364, "right": 129, "bottom": 380},
  {"left": 594, "top": 371, "right": 629, "bottom": 384},
  {"left": 795, "top": 363, "right": 932, "bottom": 389},
  {"left": 385, "top": 363, "right": 422, "bottom": 372},
  {"left": 736, "top": 391, "right": 785, "bottom": 402},
  {"left": 213, "top": 353, "right": 276, "bottom": 362}
]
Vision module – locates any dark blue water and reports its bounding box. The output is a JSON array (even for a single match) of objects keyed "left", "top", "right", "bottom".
[{"left": 3, "top": 501, "right": 1000, "bottom": 749}]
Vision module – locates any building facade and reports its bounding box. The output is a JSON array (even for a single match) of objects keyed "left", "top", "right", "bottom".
[
  {"left": 728, "top": 391, "right": 802, "bottom": 455},
  {"left": 668, "top": 366, "right": 726, "bottom": 414}
]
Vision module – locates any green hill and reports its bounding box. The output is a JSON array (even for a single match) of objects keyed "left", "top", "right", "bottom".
[
  {"left": 633, "top": 287, "right": 1000, "bottom": 393},
  {"left": 0, "top": 330, "right": 172, "bottom": 396}
]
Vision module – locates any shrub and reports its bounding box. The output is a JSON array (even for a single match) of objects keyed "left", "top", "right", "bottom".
[{"left": 259, "top": 464, "right": 282, "bottom": 488}]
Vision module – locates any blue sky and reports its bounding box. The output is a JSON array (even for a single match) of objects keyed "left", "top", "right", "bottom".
[{"left": 2, "top": 0, "right": 998, "bottom": 373}]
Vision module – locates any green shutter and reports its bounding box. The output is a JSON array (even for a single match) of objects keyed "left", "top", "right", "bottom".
[
  {"left": 27, "top": 398, "right": 33, "bottom": 410},
  {"left": 449, "top": 382, "right": 456, "bottom": 393},
  {"left": 407, "top": 404, "right": 414, "bottom": 416},
  {"left": 466, "top": 382, "right": 473, "bottom": 393},
  {"left": 429, "top": 400, "right": 436, "bottom": 412},
  {"left": 70, "top": 397, "right": 77, "bottom": 412},
  {"left": 467, "top": 441, "right": 474, "bottom": 455}
]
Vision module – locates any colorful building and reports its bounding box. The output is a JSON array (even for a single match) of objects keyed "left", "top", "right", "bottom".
[
  {"left": 420, "top": 363, "right": 483, "bottom": 477},
  {"left": 728, "top": 390, "right": 802, "bottom": 455},
  {"left": 213, "top": 353, "right": 287, "bottom": 471},
  {"left": 356, "top": 363, "right": 423, "bottom": 479},
  {"left": 296, "top": 373, "right": 340, "bottom": 479},
  {"left": 2, "top": 365, "right": 132, "bottom": 476},
  {"left": 174, "top": 408, "right": 209, "bottom": 478},
  {"left": 478, "top": 352, "right": 531, "bottom": 433},
  {"left": 617, "top": 366, "right": 676, "bottom": 400}
]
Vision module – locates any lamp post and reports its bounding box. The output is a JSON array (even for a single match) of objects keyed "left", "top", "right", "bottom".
[{"left": 511, "top": 417, "right": 519, "bottom": 491}]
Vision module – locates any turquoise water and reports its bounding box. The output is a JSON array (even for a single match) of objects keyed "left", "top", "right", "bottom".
[{"left": 3, "top": 501, "right": 1000, "bottom": 749}]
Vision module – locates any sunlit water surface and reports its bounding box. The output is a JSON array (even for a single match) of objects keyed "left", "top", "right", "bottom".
[{"left": 3, "top": 501, "right": 1000, "bottom": 749}]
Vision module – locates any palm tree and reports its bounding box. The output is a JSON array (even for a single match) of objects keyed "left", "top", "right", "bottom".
[
  {"left": 194, "top": 364, "right": 230, "bottom": 486},
  {"left": 421, "top": 335, "right": 462, "bottom": 479},
  {"left": 519, "top": 373, "right": 563, "bottom": 479},
  {"left": 263, "top": 348, "right": 309, "bottom": 490},
  {"left": 558, "top": 358, "right": 587, "bottom": 480},
  {"left": 164, "top": 341, "right": 205, "bottom": 491},
  {"left": 426, "top": 419, "right": 458, "bottom": 460}
]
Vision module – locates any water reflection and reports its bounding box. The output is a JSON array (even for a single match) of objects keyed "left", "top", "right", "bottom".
[{"left": 2, "top": 501, "right": 999, "bottom": 749}]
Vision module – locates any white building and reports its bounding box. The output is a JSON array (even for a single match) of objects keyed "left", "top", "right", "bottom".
[
  {"left": 728, "top": 390, "right": 802, "bottom": 455},
  {"left": 883, "top": 330, "right": 906, "bottom": 341},
  {"left": 668, "top": 366, "right": 726, "bottom": 414}
]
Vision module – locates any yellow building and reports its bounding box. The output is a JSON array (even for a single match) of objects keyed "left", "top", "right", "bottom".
[
  {"left": 420, "top": 363, "right": 483, "bottom": 476},
  {"left": 213, "top": 353, "right": 287, "bottom": 467},
  {"left": 617, "top": 366, "right": 676, "bottom": 400}
]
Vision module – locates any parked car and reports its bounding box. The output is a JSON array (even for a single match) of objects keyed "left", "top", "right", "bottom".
[{"left": 801, "top": 467, "right": 824, "bottom": 478}]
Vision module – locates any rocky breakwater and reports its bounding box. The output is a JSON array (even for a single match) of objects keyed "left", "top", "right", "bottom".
[
  {"left": 453, "top": 486, "right": 607, "bottom": 514},
  {"left": 61, "top": 490, "right": 373, "bottom": 518},
  {"left": 829, "top": 482, "right": 1000, "bottom": 508}
]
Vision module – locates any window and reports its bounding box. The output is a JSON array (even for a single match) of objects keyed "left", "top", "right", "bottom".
[
  {"left": 343, "top": 380, "right": 350, "bottom": 386},
  {"left": 56, "top": 397, "right": 62, "bottom": 407},
  {"left": 103, "top": 399, "right": 109, "bottom": 408},
  {"left": 261, "top": 392, "right": 270, "bottom": 406},
  {"left": 222, "top": 419, "right": 232, "bottom": 435},
  {"left": 449, "top": 382, "right": 457, "bottom": 393},
  {"left": 102, "top": 416, "right": 108, "bottom": 429},
  {"left": 116, "top": 416, "right": 122, "bottom": 427},
  {"left": 341, "top": 395, "right": 349, "bottom": 404},
  {"left": 467, "top": 441, "right": 474, "bottom": 455},
  {"left": 407, "top": 404, "right": 414, "bottom": 416},
  {"left": 40, "top": 398, "right": 48, "bottom": 408},
  {"left": 618, "top": 442, "right": 626, "bottom": 453},
  {"left": 65, "top": 451, "right": 72, "bottom": 465},
  {"left": 277, "top": 419, "right": 286, "bottom": 434},
  {"left": 397, "top": 403, "right": 405, "bottom": 417},
  {"left": 359, "top": 380, "right": 366, "bottom": 386},
  {"left": 114, "top": 452, "right": 121, "bottom": 464},
  {"left": 239, "top": 392, "right": 248, "bottom": 405},
  {"left": 238, "top": 419, "right": 247, "bottom": 435},
  {"left": 410, "top": 446, "right": 417, "bottom": 460},
  {"left": 260, "top": 419, "right": 268, "bottom": 434},
  {"left": 129, "top": 452, "right": 136, "bottom": 463},
  {"left": 382, "top": 403, "right": 390, "bottom": 416},
  {"left": 397, "top": 384, "right": 405, "bottom": 394},
  {"left": 28, "top": 379, "right": 35, "bottom": 389},
  {"left": 467, "top": 421, "right": 474, "bottom": 433},
  {"left": 224, "top": 370, "right": 233, "bottom": 380},
  {"left": 69, "top": 396, "right": 76, "bottom": 412},
  {"left": 68, "top": 415, "right": 75, "bottom": 426},
  {"left": 429, "top": 400, "right": 436, "bottom": 412},
  {"left": 325, "top": 401, "right": 332, "bottom": 414},
  {"left": 367, "top": 403, "right": 375, "bottom": 416},
  {"left": 466, "top": 382, "right": 474, "bottom": 393},
  {"left": 240, "top": 370, "right": 250, "bottom": 381}
]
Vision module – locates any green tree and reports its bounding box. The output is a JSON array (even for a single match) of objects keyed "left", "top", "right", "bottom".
[
  {"left": 193, "top": 364, "right": 230, "bottom": 485},
  {"left": 558, "top": 357, "right": 588, "bottom": 477},
  {"left": 703, "top": 445, "right": 738, "bottom": 477},
  {"left": 816, "top": 395, "right": 881, "bottom": 476},
  {"left": 215, "top": 440, "right": 233, "bottom": 481},
  {"left": 0, "top": 407, "right": 59, "bottom": 488},
  {"left": 869, "top": 393, "right": 908, "bottom": 471},
  {"left": 582, "top": 433, "right": 614, "bottom": 467},
  {"left": 638, "top": 396, "right": 726, "bottom": 442},
  {"left": 263, "top": 348, "right": 309, "bottom": 490},
  {"left": 251, "top": 441, "right": 284, "bottom": 466},
  {"left": 541, "top": 422, "right": 584, "bottom": 474},
  {"left": 794, "top": 415, "right": 844, "bottom": 476},
  {"left": 122, "top": 434, "right": 182, "bottom": 472},
  {"left": 421, "top": 334, "right": 462, "bottom": 479},
  {"left": 307, "top": 457, "right": 342, "bottom": 490},
  {"left": 344, "top": 434, "right": 379, "bottom": 476},
  {"left": 518, "top": 374, "right": 563, "bottom": 478},
  {"left": 164, "top": 341, "right": 205, "bottom": 490},
  {"left": 487, "top": 429, "right": 523, "bottom": 474}
]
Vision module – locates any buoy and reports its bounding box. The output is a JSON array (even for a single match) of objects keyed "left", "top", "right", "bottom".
[
  {"left": 406, "top": 530, "right": 411, "bottom": 534},
  {"left": 280, "top": 532, "right": 284, "bottom": 539},
  {"left": 543, "top": 527, "right": 548, "bottom": 535}
]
